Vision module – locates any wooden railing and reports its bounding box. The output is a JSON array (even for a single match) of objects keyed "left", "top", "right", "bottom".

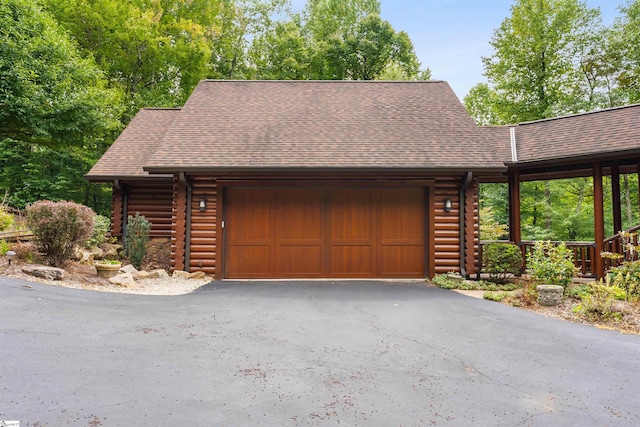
[
  {"left": 602, "top": 224, "right": 640, "bottom": 271},
  {"left": 478, "top": 240, "right": 597, "bottom": 278},
  {"left": 0, "top": 229, "right": 33, "bottom": 242}
]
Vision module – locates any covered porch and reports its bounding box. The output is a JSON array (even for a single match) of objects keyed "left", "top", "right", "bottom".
[{"left": 479, "top": 105, "right": 640, "bottom": 279}]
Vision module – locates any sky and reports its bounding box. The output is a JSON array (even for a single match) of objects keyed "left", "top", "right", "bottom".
[
  {"left": 292, "top": 0, "right": 625, "bottom": 100},
  {"left": 376, "top": 0, "right": 623, "bottom": 100}
]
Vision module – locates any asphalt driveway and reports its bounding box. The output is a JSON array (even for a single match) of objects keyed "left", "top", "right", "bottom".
[{"left": 1, "top": 277, "right": 640, "bottom": 426}]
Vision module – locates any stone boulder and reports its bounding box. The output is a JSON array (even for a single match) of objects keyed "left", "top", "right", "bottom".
[
  {"left": 188, "top": 271, "right": 206, "bottom": 280},
  {"left": 537, "top": 285, "right": 564, "bottom": 306},
  {"left": 21, "top": 266, "right": 65, "bottom": 281},
  {"left": 172, "top": 270, "right": 191, "bottom": 279},
  {"left": 108, "top": 272, "right": 135, "bottom": 288},
  {"left": 136, "top": 270, "right": 151, "bottom": 280},
  {"left": 120, "top": 264, "right": 139, "bottom": 276},
  {"left": 148, "top": 269, "right": 169, "bottom": 279}
]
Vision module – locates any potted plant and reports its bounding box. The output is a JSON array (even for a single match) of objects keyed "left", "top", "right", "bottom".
[{"left": 94, "top": 259, "right": 122, "bottom": 278}]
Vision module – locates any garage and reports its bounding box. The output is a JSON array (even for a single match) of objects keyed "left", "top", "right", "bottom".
[{"left": 224, "top": 187, "right": 426, "bottom": 279}]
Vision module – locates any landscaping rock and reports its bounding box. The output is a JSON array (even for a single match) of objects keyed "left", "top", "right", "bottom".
[
  {"left": 188, "top": 271, "right": 206, "bottom": 280},
  {"left": 120, "top": 264, "right": 139, "bottom": 276},
  {"left": 100, "top": 243, "right": 122, "bottom": 259},
  {"left": 137, "top": 270, "right": 151, "bottom": 280},
  {"left": 78, "top": 251, "right": 95, "bottom": 266},
  {"left": 109, "top": 272, "right": 135, "bottom": 288},
  {"left": 21, "top": 266, "right": 65, "bottom": 281},
  {"left": 148, "top": 269, "right": 169, "bottom": 279},
  {"left": 172, "top": 270, "right": 190, "bottom": 279},
  {"left": 537, "top": 285, "right": 564, "bottom": 306}
]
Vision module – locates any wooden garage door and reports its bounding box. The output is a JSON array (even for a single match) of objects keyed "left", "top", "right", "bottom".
[{"left": 225, "top": 188, "right": 425, "bottom": 278}]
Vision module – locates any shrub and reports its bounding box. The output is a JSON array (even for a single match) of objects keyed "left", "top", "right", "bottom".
[
  {"left": 125, "top": 213, "right": 151, "bottom": 269},
  {"left": 574, "top": 282, "right": 622, "bottom": 321},
  {"left": 0, "top": 210, "right": 13, "bottom": 231},
  {"left": 483, "top": 292, "right": 508, "bottom": 302},
  {"left": 608, "top": 260, "right": 640, "bottom": 301},
  {"left": 0, "top": 239, "right": 10, "bottom": 256},
  {"left": 86, "top": 214, "right": 112, "bottom": 248},
  {"left": 482, "top": 242, "right": 523, "bottom": 284},
  {"left": 526, "top": 241, "right": 576, "bottom": 288},
  {"left": 26, "top": 200, "right": 95, "bottom": 267}
]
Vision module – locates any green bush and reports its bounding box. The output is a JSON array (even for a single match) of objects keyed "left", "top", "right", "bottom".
[
  {"left": 608, "top": 260, "right": 640, "bottom": 301},
  {"left": 26, "top": 200, "right": 95, "bottom": 267},
  {"left": 125, "top": 213, "right": 151, "bottom": 269},
  {"left": 0, "top": 239, "right": 10, "bottom": 256},
  {"left": 86, "top": 214, "right": 112, "bottom": 248},
  {"left": 482, "top": 242, "right": 523, "bottom": 284},
  {"left": 431, "top": 274, "right": 519, "bottom": 291},
  {"left": 574, "top": 282, "right": 622, "bottom": 321},
  {"left": 527, "top": 241, "right": 576, "bottom": 288},
  {"left": 483, "top": 292, "right": 508, "bottom": 302},
  {"left": 0, "top": 209, "right": 13, "bottom": 231}
]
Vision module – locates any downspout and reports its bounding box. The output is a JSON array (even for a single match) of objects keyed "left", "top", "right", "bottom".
[
  {"left": 460, "top": 172, "right": 473, "bottom": 278},
  {"left": 179, "top": 172, "right": 192, "bottom": 272}
]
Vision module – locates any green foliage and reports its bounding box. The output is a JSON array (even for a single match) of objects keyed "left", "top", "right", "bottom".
[
  {"left": 26, "top": 200, "right": 96, "bottom": 267},
  {"left": 608, "top": 260, "right": 640, "bottom": 301},
  {"left": 479, "top": 205, "right": 508, "bottom": 241},
  {"left": 480, "top": 0, "right": 606, "bottom": 123},
  {"left": 483, "top": 292, "right": 509, "bottom": 302},
  {"left": 0, "top": 239, "right": 10, "bottom": 256},
  {"left": 0, "top": 209, "right": 13, "bottom": 231},
  {"left": 482, "top": 243, "right": 523, "bottom": 284},
  {"left": 0, "top": 0, "right": 122, "bottom": 147},
  {"left": 86, "top": 215, "right": 112, "bottom": 248},
  {"left": 431, "top": 274, "right": 519, "bottom": 291},
  {"left": 574, "top": 282, "right": 623, "bottom": 321},
  {"left": 125, "top": 213, "right": 151, "bottom": 269},
  {"left": 527, "top": 241, "right": 576, "bottom": 288}
]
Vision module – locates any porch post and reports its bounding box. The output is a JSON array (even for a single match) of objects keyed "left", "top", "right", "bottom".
[
  {"left": 594, "top": 162, "right": 605, "bottom": 279},
  {"left": 611, "top": 165, "right": 622, "bottom": 235},
  {"left": 508, "top": 170, "right": 521, "bottom": 244}
]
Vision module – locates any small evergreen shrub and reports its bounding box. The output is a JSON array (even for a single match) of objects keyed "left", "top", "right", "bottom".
[
  {"left": 125, "top": 213, "right": 151, "bottom": 269},
  {"left": 86, "top": 214, "right": 112, "bottom": 248},
  {"left": 527, "top": 241, "right": 576, "bottom": 288},
  {"left": 482, "top": 242, "right": 523, "bottom": 283},
  {"left": 26, "top": 200, "right": 95, "bottom": 267}
]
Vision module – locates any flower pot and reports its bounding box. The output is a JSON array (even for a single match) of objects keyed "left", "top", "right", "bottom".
[{"left": 95, "top": 262, "right": 122, "bottom": 279}]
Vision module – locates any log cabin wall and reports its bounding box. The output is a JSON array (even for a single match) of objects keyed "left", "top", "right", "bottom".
[
  {"left": 188, "top": 177, "right": 218, "bottom": 275},
  {"left": 125, "top": 182, "right": 173, "bottom": 238},
  {"left": 171, "top": 176, "right": 188, "bottom": 271},
  {"left": 464, "top": 177, "right": 480, "bottom": 276},
  {"left": 111, "top": 186, "right": 124, "bottom": 237},
  {"left": 433, "top": 177, "right": 462, "bottom": 275}
]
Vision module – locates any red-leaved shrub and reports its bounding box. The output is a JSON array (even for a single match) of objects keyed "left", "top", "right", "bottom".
[{"left": 26, "top": 200, "right": 95, "bottom": 267}]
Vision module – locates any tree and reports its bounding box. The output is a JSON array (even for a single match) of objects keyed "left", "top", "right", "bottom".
[
  {"left": 46, "top": 0, "right": 221, "bottom": 119},
  {"left": 0, "top": 0, "right": 122, "bottom": 211},
  {"left": 480, "top": 0, "right": 604, "bottom": 124},
  {"left": 0, "top": 0, "right": 122, "bottom": 148},
  {"left": 616, "top": 0, "right": 640, "bottom": 103}
]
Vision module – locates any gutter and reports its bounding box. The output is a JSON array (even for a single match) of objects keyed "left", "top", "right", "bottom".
[
  {"left": 179, "top": 172, "right": 192, "bottom": 272},
  {"left": 459, "top": 172, "right": 473, "bottom": 278}
]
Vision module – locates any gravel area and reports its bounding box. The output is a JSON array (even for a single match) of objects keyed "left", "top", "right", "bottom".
[{"left": 0, "top": 260, "right": 210, "bottom": 295}]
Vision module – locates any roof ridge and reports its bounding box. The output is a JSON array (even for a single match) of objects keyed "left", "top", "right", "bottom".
[
  {"left": 518, "top": 103, "right": 640, "bottom": 126},
  {"left": 200, "top": 79, "right": 445, "bottom": 84}
]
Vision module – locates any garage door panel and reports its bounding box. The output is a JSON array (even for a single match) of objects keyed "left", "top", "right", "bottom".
[
  {"left": 330, "top": 246, "right": 373, "bottom": 275},
  {"left": 330, "top": 190, "right": 373, "bottom": 241},
  {"left": 227, "top": 189, "right": 272, "bottom": 240},
  {"left": 227, "top": 245, "right": 271, "bottom": 277},
  {"left": 277, "top": 190, "right": 323, "bottom": 240},
  {"left": 379, "top": 189, "right": 425, "bottom": 241},
  {"left": 278, "top": 245, "right": 322, "bottom": 276},
  {"left": 380, "top": 245, "right": 424, "bottom": 276}
]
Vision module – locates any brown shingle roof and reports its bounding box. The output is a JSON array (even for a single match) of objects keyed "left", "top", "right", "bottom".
[
  {"left": 86, "top": 108, "right": 180, "bottom": 181},
  {"left": 480, "top": 126, "right": 513, "bottom": 164},
  {"left": 513, "top": 104, "right": 640, "bottom": 165},
  {"left": 144, "top": 80, "right": 506, "bottom": 173}
]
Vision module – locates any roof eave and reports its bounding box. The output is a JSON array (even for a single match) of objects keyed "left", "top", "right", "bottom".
[{"left": 143, "top": 165, "right": 508, "bottom": 175}]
